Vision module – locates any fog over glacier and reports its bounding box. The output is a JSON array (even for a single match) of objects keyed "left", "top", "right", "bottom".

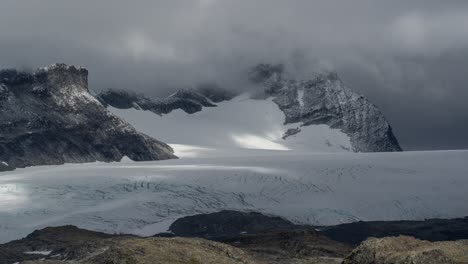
[{"left": 1, "top": 0, "right": 468, "bottom": 150}]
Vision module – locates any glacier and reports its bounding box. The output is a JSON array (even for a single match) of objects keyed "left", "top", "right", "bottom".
[{"left": 0, "top": 149, "right": 467, "bottom": 244}]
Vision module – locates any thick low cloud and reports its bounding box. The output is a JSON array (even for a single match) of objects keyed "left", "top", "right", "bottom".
[{"left": 1, "top": 0, "right": 467, "bottom": 150}]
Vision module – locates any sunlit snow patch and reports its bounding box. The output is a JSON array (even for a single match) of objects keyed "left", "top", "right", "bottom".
[
  {"left": 231, "top": 133, "right": 289, "bottom": 150},
  {"left": 170, "top": 144, "right": 214, "bottom": 158}
]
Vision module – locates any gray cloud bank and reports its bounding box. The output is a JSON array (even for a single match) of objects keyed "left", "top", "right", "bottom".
[{"left": 1, "top": 0, "right": 467, "bottom": 150}]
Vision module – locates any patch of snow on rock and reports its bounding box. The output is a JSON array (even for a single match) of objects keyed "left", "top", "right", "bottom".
[{"left": 24, "top": 250, "right": 52, "bottom": 255}]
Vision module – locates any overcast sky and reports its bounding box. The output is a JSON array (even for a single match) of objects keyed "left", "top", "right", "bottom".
[{"left": 1, "top": 0, "right": 467, "bottom": 150}]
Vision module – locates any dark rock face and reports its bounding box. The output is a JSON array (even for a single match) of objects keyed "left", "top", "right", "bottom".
[
  {"left": 282, "top": 127, "right": 302, "bottom": 139},
  {"left": 0, "top": 64, "right": 176, "bottom": 171},
  {"left": 321, "top": 217, "right": 468, "bottom": 245},
  {"left": 222, "top": 230, "right": 353, "bottom": 264},
  {"left": 169, "top": 210, "right": 352, "bottom": 264},
  {"left": 249, "top": 64, "right": 402, "bottom": 152},
  {"left": 169, "top": 210, "right": 297, "bottom": 239},
  {"left": 196, "top": 83, "right": 237, "bottom": 103},
  {"left": 97, "top": 88, "right": 218, "bottom": 115}
]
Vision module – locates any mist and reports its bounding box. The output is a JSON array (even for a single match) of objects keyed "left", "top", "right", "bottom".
[{"left": 1, "top": 0, "right": 467, "bottom": 150}]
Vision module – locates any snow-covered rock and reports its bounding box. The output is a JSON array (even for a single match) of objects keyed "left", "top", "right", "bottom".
[
  {"left": 249, "top": 64, "right": 402, "bottom": 152},
  {"left": 0, "top": 63, "right": 175, "bottom": 171}
]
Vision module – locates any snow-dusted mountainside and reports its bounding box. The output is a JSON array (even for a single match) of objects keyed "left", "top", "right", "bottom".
[
  {"left": 109, "top": 94, "right": 353, "bottom": 153},
  {"left": 0, "top": 149, "right": 467, "bottom": 243},
  {"left": 249, "top": 64, "right": 401, "bottom": 152},
  {"left": 0, "top": 64, "right": 175, "bottom": 171},
  {"left": 99, "top": 64, "right": 401, "bottom": 153}
]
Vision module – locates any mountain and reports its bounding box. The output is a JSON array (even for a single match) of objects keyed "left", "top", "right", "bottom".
[
  {"left": 0, "top": 63, "right": 175, "bottom": 171},
  {"left": 99, "top": 64, "right": 401, "bottom": 153},
  {"left": 96, "top": 88, "right": 217, "bottom": 115},
  {"left": 248, "top": 64, "right": 401, "bottom": 152}
]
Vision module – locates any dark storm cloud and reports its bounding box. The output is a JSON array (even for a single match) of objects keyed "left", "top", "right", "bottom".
[{"left": 1, "top": 0, "right": 467, "bottom": 150}]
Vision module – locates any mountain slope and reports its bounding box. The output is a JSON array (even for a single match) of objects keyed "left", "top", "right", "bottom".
[
  {"left": 100, "top": 64, "right": 401, "bottom": 153},
  {"left": 0, "top": 64, "right": 175, "bottom": 171},
  {"left": 249, "top": 64, "right": 401, "bottom": 152},
  {"left": 108, "top": 94, "right": 353, "bottom": 153},
  {"left": 96, "top": 88, "right": 217, "bottom": 115}
]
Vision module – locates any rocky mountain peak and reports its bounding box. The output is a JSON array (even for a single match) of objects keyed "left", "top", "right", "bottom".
[
  {"left": 0, "top": 64, "right": 176, "bottom": 171},
  {"left": 37, "top": 63, "right": 88, "bottom": 91},
  {"left": 249, "top": 63, "right": 402, "bottom": 152},
  {"left": 0, "top": 63, "right": 88, "bottom": 94}
]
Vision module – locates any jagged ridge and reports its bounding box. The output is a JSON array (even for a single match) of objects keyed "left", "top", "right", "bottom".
[
  {"left": 96, "top": 87, "right": 227, "bottom": 116},
  {"left": 0, "top": 63, "right": 176, "bottom": 171}
]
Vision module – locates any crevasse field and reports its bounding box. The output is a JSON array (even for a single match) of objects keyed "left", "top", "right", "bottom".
[{"left": 0, "top": 96, "right": 467, "bottom": 243}]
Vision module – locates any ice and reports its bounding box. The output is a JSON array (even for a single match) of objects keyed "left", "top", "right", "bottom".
[{"left": 0, "top": 149, "right": 467, "bottom": 243}]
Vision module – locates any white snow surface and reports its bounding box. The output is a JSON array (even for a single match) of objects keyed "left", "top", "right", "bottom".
[
  {"left": 0, "top": 95, "right": 467, "bottom": 243},
  {"left": 108, "top": 94, "right": 353, "bottom": 153},
  {"left": 0, "top": 150, "right": 467, "bottom": 243}
]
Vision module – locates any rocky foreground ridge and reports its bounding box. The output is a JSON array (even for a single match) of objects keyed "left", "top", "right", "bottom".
[
  {"left": 248, "top": 64, "right": 402, "bottom": 152},
  {"left": 0, "top": 226, "right": 259, "bottom": 264},
  {"left": 343, "top": 236, "right": 468, "bottom": 264},
  {"left": 0, "top": 64, "right": 176, "bottom": 171},
  {"left": 3, "top": 211, "right": 468, "bottom": 264}
]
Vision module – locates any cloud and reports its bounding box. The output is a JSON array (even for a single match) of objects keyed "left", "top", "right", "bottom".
[
  {"left": 389, "top": 11, "right": 468, "bottom": 54},
  {"left": 0, "top": 0, "right": 467, "bottom": 150}
]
